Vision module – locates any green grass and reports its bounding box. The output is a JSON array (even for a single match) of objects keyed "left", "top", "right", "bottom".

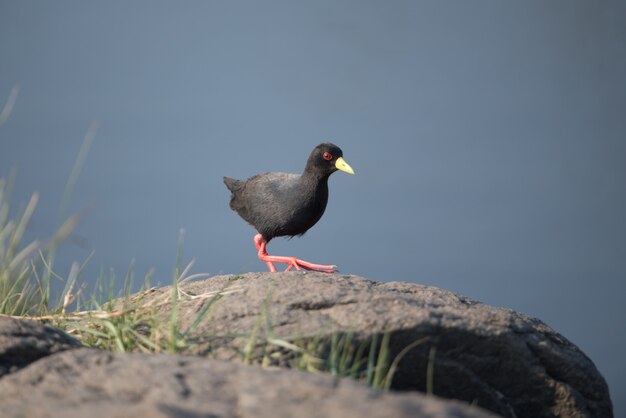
[
  {"left": 234, "top": 294, "right": 431, "bottom": 390},
  {"left": 236, "top": 329, "right": 432, "bottom": 391},
  {"left": 0, "top": 175, "right": 81, "bottom": 316}
]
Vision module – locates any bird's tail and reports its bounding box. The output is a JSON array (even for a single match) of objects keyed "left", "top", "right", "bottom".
[{"left": 223, "top": 176, "right": 242, "bottom": 192}]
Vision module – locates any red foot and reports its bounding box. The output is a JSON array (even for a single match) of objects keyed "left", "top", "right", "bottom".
[{"left": 253, "top": 234, "right": 336, "bottom": 273}]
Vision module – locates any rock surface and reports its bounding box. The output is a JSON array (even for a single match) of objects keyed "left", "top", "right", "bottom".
[
  {"left": 135, "top": 273, "right": 613, "bottom": 418},
  {"left": 0, "top": 348, "right": 499, "bottom": 418},
  {"left": 0, "top": 316, "right": 81, "bottom": 377},
  {"left": 0, "top": 273, "right": 613, "bottom": 418}
]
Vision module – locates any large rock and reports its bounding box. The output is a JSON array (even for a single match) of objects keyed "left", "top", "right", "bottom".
[
  {"left": 0, "top": 348, "right": 498, "bottom": 418},
  {"left": 135, "top": 273, "right": 612, "bottom": 418},
  {"left": 0, "top": 316, "right": 81, "bottom": 376}
]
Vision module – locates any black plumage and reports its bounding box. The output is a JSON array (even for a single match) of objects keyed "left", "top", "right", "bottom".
[
  {"left": 224, "top": 143, "right": 354, "bottom": 273},
  {"left": 224, "top": 143, "right": 350, "bottom": 242}
]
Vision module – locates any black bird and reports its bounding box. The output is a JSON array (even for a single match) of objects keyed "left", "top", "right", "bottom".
[{"left": 224, "top": 143, "right": 354, "bottom": 273}]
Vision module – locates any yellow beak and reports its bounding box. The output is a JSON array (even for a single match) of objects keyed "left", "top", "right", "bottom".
[{"left": 335, "top": 157, "right": 355, "bottom": 175}]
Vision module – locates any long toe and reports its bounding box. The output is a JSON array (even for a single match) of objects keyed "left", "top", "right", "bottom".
[
  {"left": 258, "top": 251, "right": 336, "bottom": 274},
  {"left": 284, "top": 259, "right": 302, "bottom": 272},
  {"left": 293, "top": 258, "right": 336, "bottom": 273}
]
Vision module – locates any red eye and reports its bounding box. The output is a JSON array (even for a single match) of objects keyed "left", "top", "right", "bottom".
[{"left": 323, "top": 152, "right": 333, "bottom": 161}]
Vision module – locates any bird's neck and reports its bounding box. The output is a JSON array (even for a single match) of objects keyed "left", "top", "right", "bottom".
[
  {"left": 302, "top": 168, "right": 331, "bottom": 184},
  {"left": 299, "top": 169, "right": 330, "bottom": 204},
  {"left": 299, "top": 170, "right": 329, "bottom": 216}
]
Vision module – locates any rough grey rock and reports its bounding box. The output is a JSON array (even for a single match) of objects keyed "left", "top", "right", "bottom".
[
  {"left": 0, "top": 316, "right": 81, "bottom": 377},
  {"left": 137, "top": 273, "right": 612, "bottom": 418},
  {"left": 0, "top": 348, "right": 499, "bottom": 418}
]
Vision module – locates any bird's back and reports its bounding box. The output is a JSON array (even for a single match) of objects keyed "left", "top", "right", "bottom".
[{"left": 223, "top": 172, "right": 328, "bottom": 240}]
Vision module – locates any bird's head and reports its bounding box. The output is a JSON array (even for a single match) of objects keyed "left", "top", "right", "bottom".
[{"left": 306, "top": 143, "right": 355, "bottom": 177}]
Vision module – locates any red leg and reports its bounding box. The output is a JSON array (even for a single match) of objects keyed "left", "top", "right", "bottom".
[
  {"left": 254, "top": 234, "right": 277, "bottom": 272},
  {"left": 253, "top": 233, "right": 336, "bottom": 273}
]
